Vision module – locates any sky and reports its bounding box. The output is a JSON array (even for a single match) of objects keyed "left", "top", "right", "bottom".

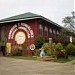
[{"left": 0, "top": 0, "right": 74, "bottom": 26}]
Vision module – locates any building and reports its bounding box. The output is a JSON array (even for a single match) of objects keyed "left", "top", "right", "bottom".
[{"left": 0, "top": 12, "right": 64, "bottom": 55}]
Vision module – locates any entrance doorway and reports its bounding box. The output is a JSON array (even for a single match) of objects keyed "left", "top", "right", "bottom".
[
  {"left": 1, "top": 46, "right": 6, "bottom": 55},
  {"left": 0, "top": 26, "right": 6, "bottom": 56}
]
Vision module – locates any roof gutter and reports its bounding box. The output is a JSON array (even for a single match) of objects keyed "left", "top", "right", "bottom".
[{"left": 0, "top": 17, "right": 41, "bottom": 23}]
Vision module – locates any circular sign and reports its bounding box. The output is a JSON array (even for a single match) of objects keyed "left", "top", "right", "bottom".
[
  {"left": 15, "top": 31, "right": 26, "bottom": 44},
  {"left": 30, "top": 44, "right": 35, "bottom": 50}
]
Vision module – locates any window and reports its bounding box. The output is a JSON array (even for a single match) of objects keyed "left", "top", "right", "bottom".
[
  {"left": 44, "top": 26, "right": 48, "bottom": 37},
  {"left": 53, "top": 29, "right": 56, "bottom": 34},
  {"left": 45, "top": 26, "right": 48, "bottom": 31},
  {"left": 39, "top": 24, "right": 43, "bottom": 29},
  {"left": 49, "top": 28, "right": 52, "bottom": 33},
  {"left": 57, "top": 30, "right": 59, "bottom": 35},
  {"left": 39, "top": 24, "right": 43, "bottom": 36}
]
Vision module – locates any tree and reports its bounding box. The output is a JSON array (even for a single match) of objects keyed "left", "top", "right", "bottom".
[
  {"left": 62, "top": 12, "right": 75, "bottom": 32},
  {"left": 60, "top": 28, "right": 68, "bottom": 38},
  {"left": 34, "top": 36, "right": 45, "bottom": 49},
  {"left": 61, "top": 12, "right": 75, "bottom": 44}
]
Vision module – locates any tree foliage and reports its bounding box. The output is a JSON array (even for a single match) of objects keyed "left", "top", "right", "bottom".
[
  {"left": 34, "top": 36, "right": 45, "bottom": 49},
  {"left": 66, "top": 43, "right": 75, "bottom": 55},
  {"left": 61, "top": 12, "right": 75, "bottom": 40},
  {"left": 43, "top": 43, "right": 50, "bottom": 50},
  {"left": 55, "top": 43, "right": 63, "bottom": 51},
  {"left": 62, "top": 16, "right": 75, "bottom": 32},
  {"left": 60, "top": 28, "right": 68, "bottom": 38}
]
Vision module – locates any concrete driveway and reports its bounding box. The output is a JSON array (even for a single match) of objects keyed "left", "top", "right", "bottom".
[{"left": 0, "top": 57, "right": 75, "bottom": 75}]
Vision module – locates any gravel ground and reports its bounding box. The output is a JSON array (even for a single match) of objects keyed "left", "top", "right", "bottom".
[{"left": 0, "top": 57, "right": 75, "bottom": 75}]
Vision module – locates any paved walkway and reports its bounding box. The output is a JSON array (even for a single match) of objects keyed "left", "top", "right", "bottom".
[{"left": 0, "top": 57, "right": 75, "bottom": 75}]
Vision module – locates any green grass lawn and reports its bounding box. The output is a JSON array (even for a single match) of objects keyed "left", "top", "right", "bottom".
[
  {"left": 10, "top": 56, "right": 37, "bottom": 60},
  {"left": 57, "top": 56, "right": 75, "bottom": 63},
  {"left": 9, "top": 55, "right": 75, "bottom": 63}
]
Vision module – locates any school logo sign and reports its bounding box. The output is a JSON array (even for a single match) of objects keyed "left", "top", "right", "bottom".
[
  {"left": 8, "top": 23, "right": 34, "bottom": 44},
  {"left": 15, "top": 31, "right": 26, "bottom": 44}
]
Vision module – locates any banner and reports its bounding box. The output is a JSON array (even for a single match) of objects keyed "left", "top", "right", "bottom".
[{"left": 6, "top": 43, "right": 11, "bottom": 53}]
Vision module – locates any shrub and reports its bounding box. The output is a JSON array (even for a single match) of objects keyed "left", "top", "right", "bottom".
[
  {"left": 72, "top": 46, "right": 75, "bottom": 55},
  {"left": 21, "top": 44, "right": 27, "bottom": 50},
  {"left": 42, "top": 43, "right": 51, "bottom": 56},
  {"left": 43, "top": 43, "right": 50, "bottom": 50},
  {"left": 72, "top": 41, "right": 75, "bottom": 45},
  {"left": 34, "top": 36, "right": 45, "bottom": 49},
  {"left": 55, "top": 43, "right": 65, "bottom": 58},
  {"left": 63, "top": 41, "right": 70, "bottom": 47},
  {"left": 66, "top": 43, "right": 75, "bottom": 55},
  {"left": 13, "top": 46, "right": 22, "bottom": 56},
  {"left": 12, "top": 44, "right": 27, "bottom": 56},
  {"left": 34, "top": 49, "right": 40, "bottom": 56},
  {"left": 55, "top": 43, "right": 63, "bottom": 51}
]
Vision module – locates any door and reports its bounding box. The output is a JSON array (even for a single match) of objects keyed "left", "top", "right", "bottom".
[{"left": 1, "top": 26, "right": 6, "bottom": 55}]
